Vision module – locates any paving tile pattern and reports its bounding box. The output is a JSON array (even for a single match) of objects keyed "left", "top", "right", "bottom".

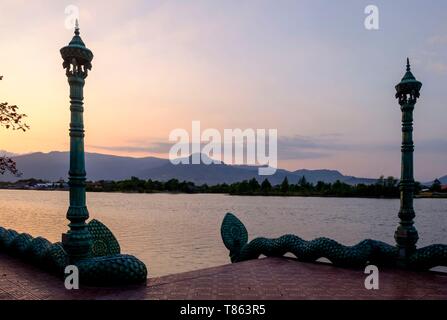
[{"left": 0, "top": 253, "right": 446, "bottom": 300}]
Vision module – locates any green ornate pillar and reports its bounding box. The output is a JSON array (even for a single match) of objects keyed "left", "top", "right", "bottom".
[
  {"left": 394, "top": 58, "right": 422, "bottom": 261},
  {"left": 60, "top": 21, "right": 94, "bottom": 262},
  {"left": 219, "top": 59, "right": 446, "bottom": 270},
  {"left": 0, "top": 21, "right": 148, "bottom": 285}
]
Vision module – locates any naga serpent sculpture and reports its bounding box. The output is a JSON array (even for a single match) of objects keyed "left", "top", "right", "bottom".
[
  {"left": 221, "top": 213, "right": 447, "bottom": 270},
  {"left": 0, "top": 219, "right": 147, "bottom": 286}
]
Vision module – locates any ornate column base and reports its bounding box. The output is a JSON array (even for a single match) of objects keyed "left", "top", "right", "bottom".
[{"left": 0, "top": 220, "right": 147, "bottom": 286}]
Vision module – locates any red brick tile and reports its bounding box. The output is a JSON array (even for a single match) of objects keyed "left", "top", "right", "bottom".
[{"left": 1, "top": 253, "right": 446, "bottom": 300}]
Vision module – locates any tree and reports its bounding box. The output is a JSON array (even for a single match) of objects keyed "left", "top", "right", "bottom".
[
  {"left": 1, "top": 75, "right": 29, "bottom": 175},
  {"left": 237, "top": 180, "right": 250, "bottom": 193},
  {"left": 280, "top": 176, "right": 289, "bottom": 193},
  {"left": 376, "top": 175, "right": 385, "bottom": 187},
  {"left": 431, "top": 179, "right": 442, "bottom": 193},
  {"left": 165, "top": 178, "right": 180, "bottom": 191},
  {"left": 315, "top": 181, "right": 330, "bottom": 193},
  {"left": 0, "top": 157, "right": 18, "bottom": 175},
  {"left": 298, "top": 175, "right": 313, "bottom": 192},
  {"left": 260, "top": 178, "right": 272, "bottom": 193},
  {"left": 331, "top": 180, "right": 352, "bottom": 196},
  {"left": 298, "top": 176, "right": 308, "bottom": 188},
  {"left": 385, "top": 176, "right": 398, "bottom": 188},
  {"left": 248, "top": 178, "right": 260, "bottom": 192}
]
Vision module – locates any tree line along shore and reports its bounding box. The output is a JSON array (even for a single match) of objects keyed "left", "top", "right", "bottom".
[{"left": 1, "top": 176, "right": 446, "bottom": 199}]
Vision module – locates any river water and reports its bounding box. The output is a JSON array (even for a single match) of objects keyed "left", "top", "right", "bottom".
[{"left": 0, "top": 190, "right": 445, "bottom": 277}]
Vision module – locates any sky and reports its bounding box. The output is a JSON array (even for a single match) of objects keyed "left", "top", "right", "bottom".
[{"left": 0, "top": 0, "right": 446, "bottom": 181}]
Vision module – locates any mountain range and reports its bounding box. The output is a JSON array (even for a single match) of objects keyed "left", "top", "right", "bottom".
[{"left": 1, "top": 151, "right": 442, "bottom": 186}]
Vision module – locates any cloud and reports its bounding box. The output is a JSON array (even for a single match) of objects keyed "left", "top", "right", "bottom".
[
  {"left": 427, "top": 35, "right": 447, "bottom": 46},
  {"left": 416, "top": 138, "right": 447, "bottom": 153},
  {"left": 277, "top": 136, "right": 447, "bottom": 159},
  {"left": 428, "top": 62, "right": 447, "bottom": 74},
  {"left": 90, "top": 134, "right": 346, "bottom": 160},
  {"left": 422, "top": 34, "right": 447, "bottom": 74},
  {"left": 89, "top": 142, "right": 173, "bottom": 154},
  {"left": 89, "top": 134, "right": 447, "bottom": 164},
  {"left": 277, "top": 135, "right": 341, "bottom": 160}
]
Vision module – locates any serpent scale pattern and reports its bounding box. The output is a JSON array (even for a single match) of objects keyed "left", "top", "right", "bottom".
[
  {"left": 221, "top": 213, "right": 447, "bottom": 270},
  {"left": 0, "top": 220, "right": 147, "bottom": 286}
]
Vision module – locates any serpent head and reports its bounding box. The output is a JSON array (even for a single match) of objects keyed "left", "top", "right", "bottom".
[{"left": 221, "top": 213, "right": 248, "bottom": 262}]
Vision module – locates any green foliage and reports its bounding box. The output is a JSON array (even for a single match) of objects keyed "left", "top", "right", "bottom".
[
  {"left": 1, "top": 75, "right": 29, "bottom": 176},
  {"left": 431, "top": 179, "right": 442, "bottom": 192},
  {"left": 226, "top": 175, "right": 402, "bottom": 198},
  {"left": 260, "top": 179, "right": 272, "bottom": 193},
  {"left": 81, "top": 175, "right": 405, "bottom": 198},
  {"left": 280, "top": 177, "right": 289, "bottom": 193},
  {"left": 248, "top": 178, "right": 260, "bottom": 192},
  {"left": 1, "top": 173, "right": 410, "bottom": 198}
]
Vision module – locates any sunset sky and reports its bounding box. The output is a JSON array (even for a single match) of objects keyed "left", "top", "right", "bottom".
[{"left": 0, "top": 0, "right": 446, "bottom": 181}]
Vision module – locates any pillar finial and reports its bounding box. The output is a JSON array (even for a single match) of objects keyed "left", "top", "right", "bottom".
[
  {"left": 75, "top": 19, "right": 80, "bottom": 36},
  {"left": 406, "top": 57, "right": 411, "bottom": 72}
]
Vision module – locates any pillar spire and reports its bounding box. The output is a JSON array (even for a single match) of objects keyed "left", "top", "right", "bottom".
[{"left": 75, "top": 19, "right": 80, "bottom": 36}]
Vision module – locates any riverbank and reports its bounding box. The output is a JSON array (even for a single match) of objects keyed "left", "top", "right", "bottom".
[
  {"left": 2, "top": 186, "right": 446, "bottom": 199},
  {"left": 416, "top": 192, "right": 447, "bottom": 199},
  {"left": 1, "top": 176, "right": 407, "bottom": 199}
]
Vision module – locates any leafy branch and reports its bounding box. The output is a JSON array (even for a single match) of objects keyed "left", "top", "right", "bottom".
[{"left": 0, "top": 75, "right": 29, "bottom": 176}]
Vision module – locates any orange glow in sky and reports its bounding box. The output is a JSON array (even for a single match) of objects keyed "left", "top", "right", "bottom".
[{"left": 1, "top": 1, "right": 446, "bottom": 180}]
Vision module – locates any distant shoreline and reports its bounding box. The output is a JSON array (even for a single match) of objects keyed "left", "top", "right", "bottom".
[
  {"left": 1, "top": 187, "right": 446, "bottom": 199},
  {"left": 2, "top": 176, "right": 446, "bottom": 199}
]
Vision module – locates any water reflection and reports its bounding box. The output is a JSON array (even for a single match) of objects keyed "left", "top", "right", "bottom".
[{"left": 0, "top": 190, "right": 445, "bottom": 277}]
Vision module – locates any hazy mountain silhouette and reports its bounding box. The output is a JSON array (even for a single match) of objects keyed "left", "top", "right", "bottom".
[
  {"left": 1, "top": 151, "right": 379, "bottom": 185},
  {"left": 423, "top": 175, "right": 447, "bottom": 186},
  {"left": 1, "top": 151, "right": 166, "bottom": 182}
]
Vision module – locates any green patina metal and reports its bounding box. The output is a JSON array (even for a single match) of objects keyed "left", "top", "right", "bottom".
[
  {"left": 394, "top": 58, "right": 422, "bottom": 261},
  {"left": 0, "top": 22, "right": 147, "bottom": 286},
  {"left": 60, "top": 21, "right": 93, "bottom": 262},
  {"left": 221, "top": 213, "right": 399, "bottom": 267},
  {"left": 221, "top": 60, "right": 447, "bottom": 270},
  {"left": 221, "top": 213, "right": 447, "bottom": 270},
  {"left": 0, "top": 220, "right": 147, "bottom": 285},
  {"left": 58, "top": 22, "right": 147, "bottom": 285}
]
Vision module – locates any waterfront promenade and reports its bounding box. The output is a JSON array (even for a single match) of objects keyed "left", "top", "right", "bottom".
[{"left": 0, "top": 253, "right": 446, "bottom": 300}]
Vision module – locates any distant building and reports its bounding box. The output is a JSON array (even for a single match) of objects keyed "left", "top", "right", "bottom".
[{"left": 33, "top": 183, "right": 56, "bottom": 189}]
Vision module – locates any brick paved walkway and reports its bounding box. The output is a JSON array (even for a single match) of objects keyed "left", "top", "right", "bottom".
[{"left": 0, "top": 253, "right": 446, "bottom": 300}]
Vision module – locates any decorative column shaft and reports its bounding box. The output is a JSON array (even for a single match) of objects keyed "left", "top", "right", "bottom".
[
  {"left": 395, "top": 99, "right": 418, "bottom": 257},
  {"left": 60, "top": 22, "right": 94, "bottom": 263},
  {"left": 394, "top": 59, "right": 422, "bottom": 260},
  {"left": 63, "top": 75, "right": 91, "bottom": 262}
]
